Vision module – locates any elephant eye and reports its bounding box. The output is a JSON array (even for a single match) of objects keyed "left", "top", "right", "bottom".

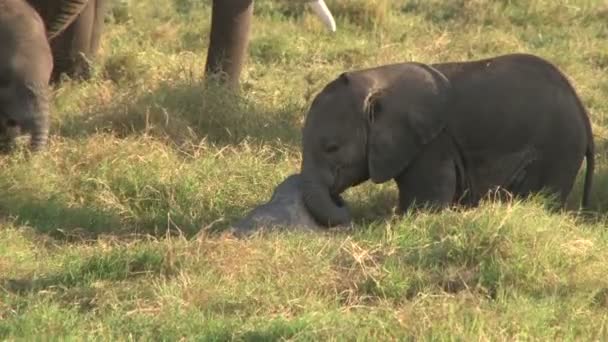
[{"left": 323, "top": 141, "right": 340, "bottom": 154}]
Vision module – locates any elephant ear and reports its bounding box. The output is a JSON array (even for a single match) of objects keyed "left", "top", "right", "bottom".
[
  {"left": 30, "top": 0, "right": 90, "bottom": 39},
  {"left": 366, "top": 63, "right": 452, "bottom": 183}
]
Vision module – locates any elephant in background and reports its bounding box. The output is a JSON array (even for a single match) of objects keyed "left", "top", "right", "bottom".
[
  {"left": 300, "top": 53, "right": 595, "bottom": 227},
  {"left": 0, "top": 0, "right": 53, "bottom": 151},
  {"left": 27, "top": 0, "right": 110, "bottom": 82},
  {"left": 205, "top": 0, "right": 337, "bottom": 88},
  {"left": 24, "top": 0, "right": 335, "bottom": 86}
]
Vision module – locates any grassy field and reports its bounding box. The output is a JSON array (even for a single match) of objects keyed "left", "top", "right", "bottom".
[{"left": 2, "top": 0, "right": 608, "bottom": 339}]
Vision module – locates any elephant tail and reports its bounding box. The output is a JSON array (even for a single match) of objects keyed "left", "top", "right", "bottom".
[
  {"left": 539, "top": 55, "right": 595, "bottom": 210},
  {"left": 582, "top": 134, "right": 595, "bottom": 210},
  {"left": 569, "top": 75, "right": 595, "bottom": 210},
  {"left": 515, "top": 54, "right": 595, "bottom": 210}
]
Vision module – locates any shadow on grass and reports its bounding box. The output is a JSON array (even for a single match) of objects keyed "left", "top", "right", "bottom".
[
  {"left": 0, "top": 189, "right": 251, "bottom": 241},
  {"left": 56, "top": 79, "right": 305, "bottom": 151},
  {"left": 0, "top": 195, "right": 124, "bottom": 241},
  {"left": 347, "top": 185, "right": 400, "bottom": 226},
  {"left": 3, "top": 160, "right": 605, "bottom": 243},
  {"left": 0, "top": 243, "right": 176, "bottom": 313},
  {"left": 0, "top": 181, "right": 398, "bottom": 242},
  {"left": 13, "top": 178, "right": 601, "bottom": 244}
]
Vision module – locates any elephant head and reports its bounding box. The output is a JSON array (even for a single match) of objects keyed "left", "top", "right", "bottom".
[
  {"left": 205, "top": 0, "right": 337, "bottom": 88},
  {"left": 300, "top": 63, "right": 452, "bottom": 227},
  {"left": 0, "top": 0, "right": 53, "bottom": 151}
]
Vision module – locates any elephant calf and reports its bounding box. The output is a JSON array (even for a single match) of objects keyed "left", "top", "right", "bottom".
[
  {"left": 300, "top": 53, "right": 595, "bottom": 227},
  {"left": 229, "top": 174, "right": 324, "bottom": 237},
  {"left": 0, "top": 0, "right": 53, "bottom": 151}
]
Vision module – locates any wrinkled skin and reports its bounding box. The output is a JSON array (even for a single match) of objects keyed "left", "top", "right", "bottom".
[
  {"left": 27, "top": 0, "right": 109, "bottom": 81},
  {"left": 205, "top": 0, "right": 336, "bottom": 88},
  {"left": 0, "top": 0, "right": 53, "bottom": 151},
  {"left": 301, "top": 53, "right": 595, "bottom": 227}
]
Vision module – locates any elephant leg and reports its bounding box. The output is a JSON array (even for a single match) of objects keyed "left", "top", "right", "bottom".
[
  {"left": 89, "top": 0, "right": 109, "bottom": 57},
  {"left": 0, "top": 120, "right": 19, "bottom": 154},
  {"left": 502, "top": 160, "right": 545, "bottom": 202},
  {"left": 50, "top": 3, "right": 93, "bottom": 81},
  {"left": 204, "top": 0, "right": 253, "bottom": 88},
  {"left": 513, "top": 156, "right": 583, "bottom": 208},
  {"left": 465, "top": 148, "right": 541, "bottom": 204},
  {"left": 394, "top": 134, "right": 459, "bottom": 213},
  {"left": 501, "top": 156, "right": 571, "bottom": 208}
]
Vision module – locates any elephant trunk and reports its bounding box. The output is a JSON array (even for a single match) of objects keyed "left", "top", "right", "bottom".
[
  {"left": 29, "top": 113, "right": 49, "bottom": 152},
  {"left": 26, "top": 85, "right": 50, "bottom": 151},
  {"left": 307, "top": 0, "right": 336, "bottom": 32},
  {"left": 301, "top": 168, "right": 351, "bottom": 227}
]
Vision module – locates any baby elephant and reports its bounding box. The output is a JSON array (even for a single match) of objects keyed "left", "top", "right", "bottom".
[
  {"left": 0, "top": 0, "right": 53, "bottom": 151},
  {"left": 300, "top": 53, "right": 595, "bottom": 227},
  {"left": 229, "top": 174, "right": 324, "bottom": 237}
]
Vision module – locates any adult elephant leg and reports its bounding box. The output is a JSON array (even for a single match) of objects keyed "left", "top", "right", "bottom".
[
  {"left": 89, "top": 0, "right": 109, "bottom": 56},
  {"left": 204, "top": 0, "right": 253, "bottom": 88},
  {"left": 49, "top": 1, "right": 93, "bottom": 81},
  {"left": 50, "top": 0, "right": 109, "bottom": 81}
]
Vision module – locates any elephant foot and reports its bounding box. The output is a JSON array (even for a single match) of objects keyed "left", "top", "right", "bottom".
[{"left": 52, "top": 59, "right": 92, "bottom": 82}]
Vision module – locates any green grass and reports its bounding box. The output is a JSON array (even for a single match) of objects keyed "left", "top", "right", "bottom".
[{"left": 2, "top": 0, "right": 608, "bottom": 339}]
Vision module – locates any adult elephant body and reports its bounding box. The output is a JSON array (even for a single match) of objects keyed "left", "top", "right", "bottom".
[
  {"left": 300, "top": 53, "right": 595, "bottom": 227},
  {"left": 0, "top": 0, "right": 53, "bottom": 150},
  {"left": 27, "top": 0, "right": 109, "bottom": 81}
]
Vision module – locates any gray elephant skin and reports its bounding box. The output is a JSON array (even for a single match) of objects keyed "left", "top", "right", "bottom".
[
  {"left": 300, "top": 53, "right": 595, "bottom": 227},
  {"left": 0, "top": 0, "right": 53, "bottom": 151},
  {"left": 229, "top": 174, "right": 323, "bottom": 237},
  {"left": 27, "top": 0, "right": 109, "bottom": 81}
]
